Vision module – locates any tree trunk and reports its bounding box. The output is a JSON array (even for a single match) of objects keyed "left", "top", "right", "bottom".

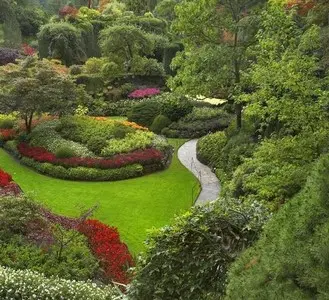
[{"left": 88, "top": 0, "right": 92, "bottom": 8}]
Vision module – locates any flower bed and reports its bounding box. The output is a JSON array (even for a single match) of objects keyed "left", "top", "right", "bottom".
[
  {"left": 18, "top": 142, "right": 164, "bottom": 169},
  {"left": 128, "top": 88, "right": 161, "bottom": 99}
]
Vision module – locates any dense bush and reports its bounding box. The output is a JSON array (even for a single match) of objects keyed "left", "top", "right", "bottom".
[
  {"left": 55, "top": 146, "right": 76, "bottom": 158},
  {"left": 128, "top": 203, "right": 256, "bottom": 300},
  {"left": 158, "top": 93, "right": 193, "bottom": 122},
  {"left": 127, "top": 101, "right": 161, "bottom": 126},
  {"left": 150, "top": 114, "right": 172, "bottom": 133},
  {"left": 225, "top": 154, "right": 329, "bottom": 299},
  {"left": 0, "top": 266, "right": 122, "bottom": 299},
  {"left": 20, "top": 157, "right": 144, "bottom": 181},
  {"left": 0, "top": 48, "right": 20, "bottom": 65},
  {"left": 225, "top": 131, "right": 329, "bottom": 213}
]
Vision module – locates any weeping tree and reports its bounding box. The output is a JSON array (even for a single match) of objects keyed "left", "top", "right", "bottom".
[
  {"left": 0, "top": 0, "right": 22, "bottom": 47},
  {"left": 99, "top": 25, "right": 154, "bottom": 72},
  {"left": 38, "top": 22, "right": 86, "bottom": 66}
]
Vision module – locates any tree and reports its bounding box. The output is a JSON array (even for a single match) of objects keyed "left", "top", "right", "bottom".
[
  {"left": 169, "top": 0, "right": 265, "bottom": 129},
  {"left": 38, "top": 22, "right": 86, "bottom": 66},
  {"left": 99, "top": 25, "right": 153, "bottom": 72},
  {"left": 0, "top": 57, "right": 89, "bottom": 133}
]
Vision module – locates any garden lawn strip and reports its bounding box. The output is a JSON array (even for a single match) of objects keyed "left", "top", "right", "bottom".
[{"left": 0, "top": 139, "right": 199, "bottom": 254}]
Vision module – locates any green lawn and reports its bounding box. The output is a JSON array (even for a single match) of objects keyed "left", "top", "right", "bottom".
[{"left": 0, "top": 139, "right": 199, "bottom": 254}]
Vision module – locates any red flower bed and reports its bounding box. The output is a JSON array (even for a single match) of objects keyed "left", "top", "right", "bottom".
[
  {"left": 17, "top": 143, "right": 164, "bottom": 169},
  {"left": 0, "top": 169, "right": 21, "bottom": 195},
  {"left": 78, "top": 219, "right": 134, "bottom": 284},
  {"left": 0, "top": 129, "right": 17, "bottom": 141}
]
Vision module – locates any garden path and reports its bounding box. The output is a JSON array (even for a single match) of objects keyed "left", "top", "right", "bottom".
[{"left": 178, "top": 139, "right": 220, "bottom": 205}]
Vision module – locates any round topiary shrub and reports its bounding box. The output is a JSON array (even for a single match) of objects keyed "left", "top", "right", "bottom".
[
  {"left": 55, "top": 147, "right": 76, "bottom": 158},
  {"left": 150, "top": 114, "right": 172, "bottom": 133},
  {"left": 0, "top": 119, "right": 15, "bottom": 129},
  {"left": 128, "top": 101, "right": 161, "bottom": 127},
  {"left": 87, "top": 136, "right": 108, "bottom": 155}
]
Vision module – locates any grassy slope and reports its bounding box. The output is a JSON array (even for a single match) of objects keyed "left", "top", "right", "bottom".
[{"left": 0, "top": 139, "right": 199, "bottom": 254}]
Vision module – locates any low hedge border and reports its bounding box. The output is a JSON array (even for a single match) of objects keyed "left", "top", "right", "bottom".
[{"left": 4, "top": 140, "right": 171, "bottom": 181}]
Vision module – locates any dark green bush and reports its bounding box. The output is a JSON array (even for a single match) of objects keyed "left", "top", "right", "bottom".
[
  {"left": 128, "top": 203, "right": 256, "bottom": 300},
  {"left": 150, "top": 114, "right": 172, "bottom": 133},
  {"left": 127, "top": 101, "right": 161, "bottom": 127},
  {"left": 86, "top": 135, "right": 108, "bottom": 155},
  {"left": 158, "top": 93, "right": 193, "bottom": 122},
  {"left": 0, "top": 196, "right": 40, "bottom": 241},
  {"left": 69, "top": 65, "right": 82, "bottom": 75},
  {"left": 55, "top": 147, "right": 76, "bottom": 159},
  {"left": 225, "top": 154, "right": 329, "bottom": 299},
  {"left": 1, "top": 234, "right": 99, "bottom": 282},
  {"left": 0, "top": 119, "right": 14, "bottom": 129}
]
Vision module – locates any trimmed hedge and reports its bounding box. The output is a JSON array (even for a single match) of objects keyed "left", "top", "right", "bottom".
[
  {"left": 0, "top": 266, "right": 123, "bottom": 300},
  {"left": 20, "top": 157, "right": 144, "bottom": 181}
]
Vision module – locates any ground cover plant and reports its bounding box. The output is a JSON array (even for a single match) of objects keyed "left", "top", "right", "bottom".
[{"left": 0, "top": 139, "right": 199, "bottom": 254}]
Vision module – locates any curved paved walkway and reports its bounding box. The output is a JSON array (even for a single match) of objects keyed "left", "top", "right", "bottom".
[{"left": 178, "top": 139, "right": 220, "bottom": 205}]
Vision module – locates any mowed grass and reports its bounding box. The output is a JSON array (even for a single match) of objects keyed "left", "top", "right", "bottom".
[{"left": 0, "top": 139, "right": 199, "bottom": 254}]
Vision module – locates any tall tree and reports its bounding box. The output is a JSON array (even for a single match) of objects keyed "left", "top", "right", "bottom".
[{"left": 169, "top": 0, "right": 265, "bottom": 128}]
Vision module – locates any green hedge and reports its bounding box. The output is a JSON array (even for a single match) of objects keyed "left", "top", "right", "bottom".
[
  {"left": 0, "top": 265, "right": 122, "bottom": 300},
  {"left": 20, "top": 157, "right": 144, "bottom": 181},
  {"left": 225, "top": 154, "right": 329, "bottom": 299}
]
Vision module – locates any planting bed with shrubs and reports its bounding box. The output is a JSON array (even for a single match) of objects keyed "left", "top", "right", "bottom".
[
  {"left": 5, "top": 116, "right": 172, "bottom": 181},
  {"left": 0, "top": 168, "right": 133, "bottom": 297}
]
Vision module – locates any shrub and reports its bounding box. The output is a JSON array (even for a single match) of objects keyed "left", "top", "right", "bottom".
[
  {"left": 128, "top": 88, "right": 161, "bottom": 99},
  {"left": 197, "top": 131, "right": 227, "bottom": 167},
  {"left": 55, "top": 146, "right": 76, "bottom": 159},
  {"left": 0, "top": 118, "right": 14, "bottom": 129},
  {"left": 127, "top": 101, "right": 161, "bottom": 126},
  {"left": 87, "top": 136, "right": 108, "bottom": 155},
  {"left": 150, "top": 114, "right": 172, "bottom": 133},
  {"left": 158, "top": 93, "right": 193, "bottom": 122},
  {"left": 84, "top": 57, "right": 107, "bottom": 74},
  {"left": 69, "top": 64, "right": 82, "bottom": 75},
  {"left": 20, "top": 157, "right": 144, "bottom": 181},
  {"left": 1, "top": 234, "right": 99, "bottom": 281},
  {"left": 0, "top": 266, "right": 122, "bottom": 299},
  {"left": 0, "top": 48, "right": 20, "bottom": 65},
  {"left": 225, "top": 154, "right": 329, "bottom": 299},
  {"left": 128, "top": 203, "right": 256, "bottom": 300}
]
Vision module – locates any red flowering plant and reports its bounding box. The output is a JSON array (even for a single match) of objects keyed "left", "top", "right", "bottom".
[
  {"left": 0, "top": 128, "right": 17, "bottom": 141},
  {"left": 0, "top": 169, "right": 21, "bottom": 195},
  {"left": 78, "top": 219, "right": 134, "bottom": 284},
  {"left": 128, "top": 88, "right": 161, "bottom": 99},
  {"left": 17, "top": 143, "right": 164, "bottom": 169},
  {"left": 40, "top": 209, "right": 134, "bottom": 284},
  {"left": 22, "top": 44, "right": 36, "bottom": 56}
]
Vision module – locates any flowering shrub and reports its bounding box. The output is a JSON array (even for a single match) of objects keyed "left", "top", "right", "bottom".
[
  {"left": 0, "top": 266, "right": 123, "bottom": 299},
  {"left": 22, "top": 44, "right": 36, "bottom": 56},
  {"left": 0, "top": 169, "right": 21, "bottom": 195},
  {"left": 17, "top": 143, "right": 164, "bottom": 169},
  {"left": 0, "top": 129, "right": 17, "bottom": 141},
  {"left": 79, "top": 220, "right": 134, "bottom": 285},
  {"left": 128, "top": 88, "right": 161, "bottom": 99},
  {"left": 41, "top": 210, "right": 134, "bottom": 285}
]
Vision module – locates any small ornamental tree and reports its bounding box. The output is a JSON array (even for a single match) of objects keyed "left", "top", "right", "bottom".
[
  {"left": 99, "top": 25, "right": 153, "bottom": 72},
  {"left": 0, "top": 57, "right": 90, "bottom": 133}
]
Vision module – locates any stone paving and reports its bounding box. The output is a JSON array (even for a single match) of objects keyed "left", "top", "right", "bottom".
[{"left": 177, "top": 139, "right": 220, "bottom": 205}]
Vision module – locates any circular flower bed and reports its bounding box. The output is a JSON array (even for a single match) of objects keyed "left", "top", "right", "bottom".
[{"left": 5, "top": 116, "right": 172, "bottom": 181}]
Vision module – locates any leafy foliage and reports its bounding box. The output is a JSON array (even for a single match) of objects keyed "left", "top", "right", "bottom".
[
  {"left": 128, "top": 203, "right": 256, "bottom": 300},
  {"left": 225, "top": 154, "right": 329, "bottom": 299}
]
